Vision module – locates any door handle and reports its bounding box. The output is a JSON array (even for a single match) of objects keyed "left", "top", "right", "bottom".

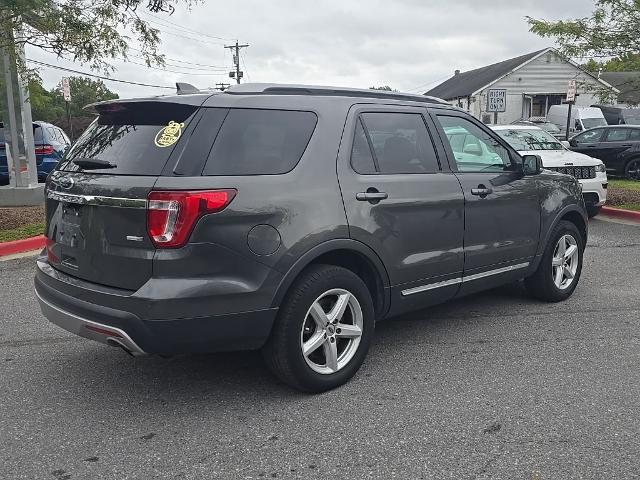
[
  {"left": 471, "top": 185, "right": 493, "bottom": 197},
  {"left": 356, "top": 190, "right": 388, "bottom": 203},
  {"left": 621, "top": 144, "right": 632, "bottom": 147}
]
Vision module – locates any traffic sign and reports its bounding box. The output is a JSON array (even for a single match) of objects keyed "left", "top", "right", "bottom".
[
  {"left": 61, "top": 77, "right": 71, "bottom": 102},
  {"left": 566, "top": 79, "right": 577, "bottom": 102},
  {"left": 487, "top": 89, "right": 507, "bottom": 112}
]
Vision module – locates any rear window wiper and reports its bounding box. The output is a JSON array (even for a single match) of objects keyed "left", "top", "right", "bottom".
[{"left": 72, "top": 158, "right": 117, "bottom": 170}]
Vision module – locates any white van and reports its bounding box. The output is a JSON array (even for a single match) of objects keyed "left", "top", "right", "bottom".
[{"left": 547, "top": 105, "right": 607, "bottom": 135}]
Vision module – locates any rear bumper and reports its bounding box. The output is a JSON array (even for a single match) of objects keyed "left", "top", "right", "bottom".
[{"left": 35, "top": 262, "right": 279, "bottom": 355}]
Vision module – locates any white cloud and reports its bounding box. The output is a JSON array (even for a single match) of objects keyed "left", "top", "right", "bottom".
[{"left": 28, "top": 0, "right": 594, "bottom": 99}]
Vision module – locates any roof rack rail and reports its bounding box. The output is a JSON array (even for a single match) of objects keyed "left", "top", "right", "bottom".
[{"left": 225, "top": 83, "right": 448, "bottom": 105}]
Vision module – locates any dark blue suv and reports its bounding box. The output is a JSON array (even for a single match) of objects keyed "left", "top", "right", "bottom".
[{"left": 0, "top": 121, "right": 71, "bottom": 184}]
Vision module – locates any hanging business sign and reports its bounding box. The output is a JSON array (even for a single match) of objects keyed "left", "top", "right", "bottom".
[{"left": 487, "top": 89, "right": 507, "bottom": 112}]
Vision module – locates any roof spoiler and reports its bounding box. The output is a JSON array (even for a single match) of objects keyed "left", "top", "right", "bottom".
[{"left": 176, "top": 82, "right": 200, "bottom": 95}]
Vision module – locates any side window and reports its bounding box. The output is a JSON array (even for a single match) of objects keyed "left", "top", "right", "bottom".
[
  {"left": 435, "top": 115, "right": 512, "bottom": 173},
  {"left": 57, "top": 128, "right": 71, "bottom": 145},
  {"left": 629, "top": 129, "right": 640, "bottom": 141},
  {"left": 360, "top": 112, "right": 440, "bottom": 174},
  {"left": 575, "top": 129, "right": 604, "bottom": 144},
  {"left": 350, "top": 118, "right": 376, "bottom": 174},
  {"left": 33, "top": 125, "right": 44, "bottom": 144},
  {"left": 203, "top": 109, "right": 317, "bottom": 176},
  {"left": 606, "top": 128, "right": 630, "bottom": 142}
]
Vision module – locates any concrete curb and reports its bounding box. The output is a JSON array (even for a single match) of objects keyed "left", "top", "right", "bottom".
[
  {"left": 601, "top": 206, "right": 640, "bottom": 222},
  {"left": 0, "top": 235, "right": 45, "bottom": 257}
]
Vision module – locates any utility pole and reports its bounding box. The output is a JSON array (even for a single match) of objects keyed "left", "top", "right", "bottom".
[{"left": 224, "top": 41, "right": 249, "bottom": 84}]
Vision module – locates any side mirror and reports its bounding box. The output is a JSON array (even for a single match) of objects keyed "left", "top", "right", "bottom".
[
  {"left": 522, "top": 154, "right": 542, "bottom": 175},
  {"left": 561, "top": 140, "right": 571, "bottom": 149}
]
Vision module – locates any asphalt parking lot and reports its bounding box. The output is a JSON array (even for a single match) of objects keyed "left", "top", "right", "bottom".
[{"left": 1, "top": 217, "right": 639, "bottom": 479}]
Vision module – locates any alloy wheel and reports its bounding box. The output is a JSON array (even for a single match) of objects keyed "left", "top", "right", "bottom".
[
  {"left": 300, "top": 288, "right": 363, "bottom": 375},
  {"left": 552, "top": 234, "right": 579, "bottom": 290},
  {"left": 626, "top": 159, "right": 640, "bottom": 180}
]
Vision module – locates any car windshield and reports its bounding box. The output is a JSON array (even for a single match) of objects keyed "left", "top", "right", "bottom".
[
  {"left": 622, "top": 110, "right": 640, "bottom": 125},
  {"left": 582, "top": 118, "right": 607, "bottom": 129},
  {"left": 494, "top": 128, "right": 563, "bottom": 151}
]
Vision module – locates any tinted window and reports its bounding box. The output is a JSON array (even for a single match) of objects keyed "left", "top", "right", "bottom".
[
  {"left": 33, "top": 125, "right": 44, "bottom": 144},
  {"left": 574, "top": 129, "right": 604, "bottom": 144},
  {"left": 437, "top": 115, "right": 512, "bottom": 172},
  {"left": 351, "top": 118, "right": 376, "bottom": 174},
  {"left": 629, "top": 129, "right": 640, "bottom": 140},
  {"left": 360, "top": 112, "right": 439, "bottom": 174},
  {"left": 606, "top": 128, "right": 630, "bottom": 142},
  {"left": 58, "top": 102, "right": 198, "bottom": 175},
  {"left": 203, "top": 109, "right": 317, "bottom": 176}
]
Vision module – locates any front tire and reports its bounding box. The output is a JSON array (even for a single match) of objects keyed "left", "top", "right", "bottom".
[
  {"left": 586, "top": 205, "right": 601, "bottom": 218},
  {"left": 262, "top": 265, "right": 375, "bottom": 393},
  {"left": 525, "top": 220, "right": 584, "bottom": 302}
]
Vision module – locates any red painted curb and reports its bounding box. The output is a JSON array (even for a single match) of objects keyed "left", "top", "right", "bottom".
[
  {"left": 601, "top": 206, "right": 640, "bottom": 222},
  {"left": 0, "top": 235, "right": 46, "bottom": 257}
]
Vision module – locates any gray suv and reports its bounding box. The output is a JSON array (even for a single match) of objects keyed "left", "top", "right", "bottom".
[{"left": 35, "top": 84, "right": 587, "bottom": 392}]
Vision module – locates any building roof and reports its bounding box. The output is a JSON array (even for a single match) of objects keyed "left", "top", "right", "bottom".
[
  {"left": 424, "top": 49, "right": 548, "bottom": 100},
  {"left": 600, "top": 72, "right": 640, "bottom": 104}
]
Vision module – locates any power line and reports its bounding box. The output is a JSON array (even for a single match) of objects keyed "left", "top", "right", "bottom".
[
  {"left": 240, "top": 51, "right": 250, "bottom": 82},
  {"left": 120, "top": 58, "right": 230, "bottom": 76},
  {"left": 140, "top": 12, "right": 235, "bottom": 42},
  {"left": 27, "top": 59, "right": 174, "bottom": 89}
]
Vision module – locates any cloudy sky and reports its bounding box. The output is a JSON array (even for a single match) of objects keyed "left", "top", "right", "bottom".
[{"left": 28, "top": 0, "right": 594, "bottom": 99}]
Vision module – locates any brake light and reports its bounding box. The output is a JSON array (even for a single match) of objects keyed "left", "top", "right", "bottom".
[
  {"left": 35, "top": 144, "right": 54, "bottom": 155},
  {"left": 147, "top": 189, "right": 236, "bottom": 248}
]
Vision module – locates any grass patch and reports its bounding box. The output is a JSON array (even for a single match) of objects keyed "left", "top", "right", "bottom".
[
  {"left": 612, "top": 203, "right": 640, "bottom": 212},
  {"left": 609, "top": 179, "right": 640, "bottom": 191},
  {"left": 0, "top": 222, "right": 45, "bottom": 243}
]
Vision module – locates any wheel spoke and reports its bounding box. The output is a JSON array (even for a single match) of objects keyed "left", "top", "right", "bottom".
[
  {"left": 552, "top": 256, "right": 564, "bottom": 267},
  {"left": 554, "top": 266, "right": 564, "bottom": 287},
  {"left": 564, "top": 266, "right": 575, "bottom": 280},
  {"left": 309, "top": 302, "right": 329, "bottom": 328},
  {"left": 327, "top": 293, "right": 351, "bottom": 324},
  {"left": 564, "top": 244, "right": 577, "bottom": 260},
  {"left": 556, "top": 236, "right": 567, "bottom": 257},
  {"left": 303, "top": 331, "right": 326, "bottom": 357},
  {"left": 336, "top": 323, "right": 362, "bottom": 338},
  {"left": 324, "top": 340, "right": 338, "bottom": 372}
]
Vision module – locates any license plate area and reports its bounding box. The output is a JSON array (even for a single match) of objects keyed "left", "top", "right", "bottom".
[{"left": 58, "top": 203, "right": 86, "bottom": 250}]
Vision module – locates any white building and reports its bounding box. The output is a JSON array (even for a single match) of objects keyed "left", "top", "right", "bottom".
[{"left": 425, "top": 48, "right": 618, "bottom": 124}]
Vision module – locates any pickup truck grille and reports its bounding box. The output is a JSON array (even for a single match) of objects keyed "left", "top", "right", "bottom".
[{"left": 547, "top": 166, "right": 596, "bottom": 180}]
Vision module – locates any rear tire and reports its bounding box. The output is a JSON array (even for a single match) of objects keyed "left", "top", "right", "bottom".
[
  {"left": 624, "top": 158, "right": 640, "bottom": 180},
  {"left": 262, "top": 265, "right": 375, "bottom": 393},
  {"left": 586, "top": 205, "right": 601, "bottom": 218},
  {"left": 525, "top": 220, "right": 584, "bottom": 302}
]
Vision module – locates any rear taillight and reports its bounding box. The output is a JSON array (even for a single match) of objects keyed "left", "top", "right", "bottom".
[
  {"left": 35, "top": 144, "right": 54, "bottom": 155},
  {"left": 147, "top": 189, "right": 236, "bottom": 248}
]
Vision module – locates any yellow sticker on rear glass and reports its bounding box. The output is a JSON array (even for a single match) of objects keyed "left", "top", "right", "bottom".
[{"left": 154, "top": 120, "right": 185, "bottom": 147}]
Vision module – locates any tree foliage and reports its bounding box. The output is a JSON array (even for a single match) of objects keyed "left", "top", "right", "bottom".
[
  {"left": 369, "top": 85, "right": 397, "bottom": 91},
  {"left": 527, "top": 0, "right": 640, "bottom": 60},
  {"left": 0, "top": 0, "right": 200, "bottom": 74},
  {"left": 583, "top": 54, "right": 640, "bottom": 73}
]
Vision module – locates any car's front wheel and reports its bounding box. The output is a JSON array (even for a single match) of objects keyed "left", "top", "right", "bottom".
[
  {"left": 525, "top": 220, "right": 584, "bottom": 302},
  {"left": 263, "top": 265, "right": 375, "bottom": 392}
]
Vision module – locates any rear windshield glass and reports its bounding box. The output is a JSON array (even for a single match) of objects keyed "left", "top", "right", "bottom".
[
  {"left": 57, "top": 102, "right": 198, "bottom": 175},
  {"left": 202, "top": 109, "right": 317, "bottom": 176}
]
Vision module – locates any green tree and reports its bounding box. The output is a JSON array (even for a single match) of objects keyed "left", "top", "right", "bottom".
[
  {"left": 51, "top": 77, "right": 119, "bottom": 118},
  {"left": 527, "top": 0, "right": 640, "bottom": 61},
  {"left": 370, "top": 86, "right": 397, "bottom": 91},
  {"left": 0, "top": 0, "right": 200, "bottom": 74}
]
